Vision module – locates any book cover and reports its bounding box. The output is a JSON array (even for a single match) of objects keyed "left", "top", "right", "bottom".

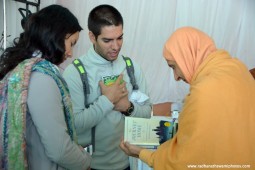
[
  {"left": 156, "top": 120, "right": 178, "bottom": 144},
  {"left": 124, "top": 117, "right": 178, "bottom": 147},
  {"left": 102, "top": 75, "right": 124, "bottom": 86}
]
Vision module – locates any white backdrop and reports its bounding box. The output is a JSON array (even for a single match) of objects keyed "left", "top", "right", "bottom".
[{"left": 2, "top": 0, "right": 255, "bottom": 104}]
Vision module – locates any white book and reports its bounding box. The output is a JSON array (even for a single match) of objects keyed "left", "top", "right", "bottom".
[
  {"left": 124, "top": 117, "right": 160, "bottom": 146},
  {"left": 124, "top": 116, "right": 175, "bottom": 146}
]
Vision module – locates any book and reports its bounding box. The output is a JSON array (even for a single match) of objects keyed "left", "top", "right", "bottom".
[
  {"left": 124, "top": 117, "right": 178, "bottom": 147},
  {"left": 157, "top": 120, "right": 178, "bottom": 144},
  {"left": 102, "top": 75, "right": 124, "bottom": 86}
]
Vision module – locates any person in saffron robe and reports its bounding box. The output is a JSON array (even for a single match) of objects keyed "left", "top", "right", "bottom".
[{"left": 120, "top": 27, "right": 255, "bottom": 170}]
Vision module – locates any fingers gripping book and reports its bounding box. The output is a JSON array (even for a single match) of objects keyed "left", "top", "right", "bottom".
[
  {"left": 124, "top": 117, "right": 178, "bottom": 147},
  {"left": 102, "top": 75, "right": 124, "bottom": 86}
]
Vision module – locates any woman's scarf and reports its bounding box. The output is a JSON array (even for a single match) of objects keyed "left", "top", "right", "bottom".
[
  {"left": 163, "top": 27, "right": 217, "bottom": 83},
  {"left": 0, "top": 58, "right": 77, "bottom": 170}
]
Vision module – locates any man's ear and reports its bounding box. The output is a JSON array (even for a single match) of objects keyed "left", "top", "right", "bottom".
[{"left": 89, "top": 31, "right": 96, "bottom": 43}]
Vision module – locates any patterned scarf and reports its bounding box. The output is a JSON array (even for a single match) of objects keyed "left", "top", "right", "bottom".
[{"left": 0, "top": 58, "right": 77, "bottom": 170}]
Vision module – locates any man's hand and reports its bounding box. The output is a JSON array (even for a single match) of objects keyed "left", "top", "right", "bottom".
[
  {"left": 99, "top": 74, "right": 128, "bottom": 104},
  {"left": 114, "top": 94, "right": 130, "bottom": 112}
]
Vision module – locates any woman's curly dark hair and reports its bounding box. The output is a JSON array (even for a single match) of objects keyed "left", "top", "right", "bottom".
[{"left": 0, "top": 4, "right": 82, "bottom": 80}]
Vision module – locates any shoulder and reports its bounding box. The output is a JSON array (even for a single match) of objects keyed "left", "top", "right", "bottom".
[
  {"left": 121, "top": 56, "right": 142, "bottom": 69},
  {"left": 63, "top": 61, "right": 80, "bottom": 78},
  {"left": 28, "top": 72, "right": 61, "bottom": 106},
  {"left": 29, "top": 72, "right": 60, "bottom": 92}
]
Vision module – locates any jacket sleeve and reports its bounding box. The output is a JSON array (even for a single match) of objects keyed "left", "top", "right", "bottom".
[
  {"left": 63, "top": 64, "right": 114, "bottom": 133},
  {"left": 27, "top": 72, "right": 91, "bottom": 170},
  {"left": 130, "top": 62, "right": 152, "bottom": 118}
]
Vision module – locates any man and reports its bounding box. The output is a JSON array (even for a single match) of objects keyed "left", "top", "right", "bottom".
[{"left": 63, "top": 4, "right": 151, "bottom": 170}]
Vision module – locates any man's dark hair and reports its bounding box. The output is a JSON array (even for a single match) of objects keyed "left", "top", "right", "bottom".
[
  {"left": 88, "top": 4, "right": 123, "bottom": 39},
  {"left": 0, "top": 4, "right": 82, "bottom": 80}
]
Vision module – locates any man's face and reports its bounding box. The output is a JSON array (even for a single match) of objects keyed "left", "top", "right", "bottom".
[{"left": 89, "top": 25, "right": 123, "bottom": 61}]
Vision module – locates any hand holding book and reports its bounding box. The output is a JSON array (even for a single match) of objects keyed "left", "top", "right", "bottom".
[
  {"left": 99, "top": 74, "right": 127, "bottom": 104},
  {"left": 120, "top": 138, "right": 143, "bottom": 158},
  {"left": 102, "top": 74, "right": 124, "bottom": 86},
  {"left": 124, "top": 117, "right": 178, "bottom": 147}
]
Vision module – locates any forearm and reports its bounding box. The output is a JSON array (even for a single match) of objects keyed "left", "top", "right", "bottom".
[
  {"left": 131, "top": 100, "right": 152, "bottom": 118},
  {"left": 57, "top": 134, "right": 92, "bottom": 170},
  {"left": 139, "top": 140, "right": 171, "bottom": 168},
  {"left": 74, "top": 95, "right": 114, "bottom": 131},
  {"left": 139, "top": 149, "right": 155, "bottom": 167}
]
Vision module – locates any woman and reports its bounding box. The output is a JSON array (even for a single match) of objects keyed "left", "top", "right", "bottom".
[
  {"left": 120, "top": 27, "right": 255, "bottom": 169},
  {"left": 0, "top": 5, "right": 91, "bottom": 170}
]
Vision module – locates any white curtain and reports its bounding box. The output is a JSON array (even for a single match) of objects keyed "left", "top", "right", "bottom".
[
  {"left": 0, "top": 0, "right": 55, "bottom": 48},
  {"left": 3, "top": 0, "right": 255, "bottom": 104}
]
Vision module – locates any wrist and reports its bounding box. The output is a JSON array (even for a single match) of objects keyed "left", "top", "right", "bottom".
[
  {"left": 136, "top": 147, "right": 143, "bottom": 157},
  {"left": 121, "top": 102, "right": 134, "bottom": 116}
]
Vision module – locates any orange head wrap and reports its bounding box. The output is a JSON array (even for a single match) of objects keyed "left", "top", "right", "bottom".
[{"left": 163, "top": 27, "right": 217, "bottom": 83}]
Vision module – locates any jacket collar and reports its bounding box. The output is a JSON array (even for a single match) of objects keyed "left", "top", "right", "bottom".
[{"left": 86, "top": 46, "right": 121, "bottom": 66}]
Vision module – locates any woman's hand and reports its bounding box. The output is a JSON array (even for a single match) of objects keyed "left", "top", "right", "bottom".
[{"left": 119, "top": 138, "right": 144, "bottom": 158}]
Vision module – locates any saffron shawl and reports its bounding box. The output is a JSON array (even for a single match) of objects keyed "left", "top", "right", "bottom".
[
  {"left": 0, "top": 58, "right": 77, "bottom": 170},
  {"left": 140, "top": 51, "right": 255, "bottom": 169},
  {"left": 163, "top": 27, "right": 217, "bottom": 83}
]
